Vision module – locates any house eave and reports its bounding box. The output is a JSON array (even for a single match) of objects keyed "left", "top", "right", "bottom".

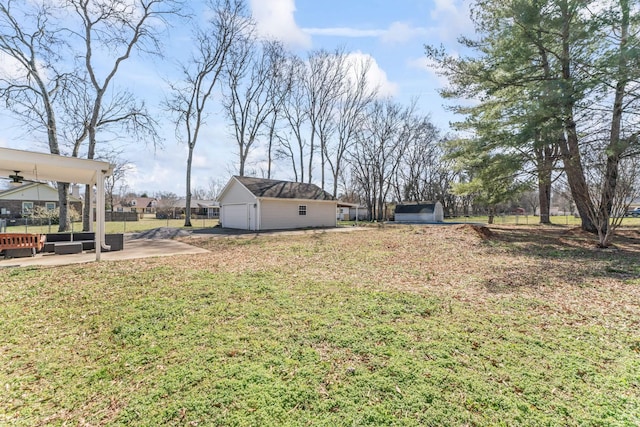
[{"left": 257, "top": 196, "right": 337, "bottom": 204}]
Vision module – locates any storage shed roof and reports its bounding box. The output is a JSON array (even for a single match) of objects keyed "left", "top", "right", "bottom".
[
  {"left": 235, "top": 176, "right": 335, "bottom": 201},
  {"left": 395, "top": 203, "right": 436, "bottom": 214}
]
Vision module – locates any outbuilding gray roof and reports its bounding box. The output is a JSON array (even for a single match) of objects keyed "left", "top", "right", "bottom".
[
  {"left": 395, "top": 203, "right": 436, "bottom": 214},
  {"left": 235, "top": 176, "right": 335, "bottom": 201}
]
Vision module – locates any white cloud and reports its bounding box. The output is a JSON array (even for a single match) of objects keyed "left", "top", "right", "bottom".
[
  {"left": 304, "top": 21, "right": 431, "bottom": 45},
  {"left": 407, "top": 57, "right": 450, "bottom": 88},
  {"left": 0, "top": 52, "right": 26, "bottom": 81},
  {"left": 250, "top": 0, "right": 311, "bottom": 49},
  {"left": 432, "top": 0, "right": 460, "bottom": 17},
  {"left": 344, "top": 51, "right": 398, "bottom": 98},
  {"left": 304, "top": 27, "right": 385, "bottom": 38},
  {"left": 429, "top": 0, "right": 474, "bottom": 43},
  {"left": 380, "top": 22, "right": 430, "bottom": 44}
]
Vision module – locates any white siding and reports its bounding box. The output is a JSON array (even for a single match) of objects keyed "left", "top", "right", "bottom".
[
  {"left": 220, "top": 179, "right": 257, "bottom": 204},
  {"left": 395, "top": 213, "right": 435, "bottom": 223},
  {"left": 260, "top": 199, "right": 336, "bottom": 230},
  {"left": 221, "top": 204, "right": 249, "bottom": 229},
  {"left": 218, "top": 178, "right": 259, "bottom": 230},
  {"left": 0, "top": 184, "right": 59, "bottom": 201},
  {"left": 395, "top": 202, "right": 444, "bottom": 223}
]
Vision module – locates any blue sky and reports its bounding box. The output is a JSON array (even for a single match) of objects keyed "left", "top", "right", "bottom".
[{"left": 0, "top": 0, "right": 474, "bottom": 195}]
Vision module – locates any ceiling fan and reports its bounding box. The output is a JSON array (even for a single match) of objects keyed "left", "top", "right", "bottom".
[{"left": 8, "top": 171, "right": 24, "bottom": 186}]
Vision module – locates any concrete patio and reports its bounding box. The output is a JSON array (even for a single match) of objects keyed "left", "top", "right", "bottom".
[{"left": 0, "top": 237, "right": 209, "bottom": 268}]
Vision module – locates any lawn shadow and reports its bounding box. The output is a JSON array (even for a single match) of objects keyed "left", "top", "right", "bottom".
[{"left": 478, "top": 225, "right": 640, "bottom": 293}]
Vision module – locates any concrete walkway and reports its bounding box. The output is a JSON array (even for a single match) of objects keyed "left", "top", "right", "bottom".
[{"left": 0, "top": 238, "right": 209, "bottom": 268}]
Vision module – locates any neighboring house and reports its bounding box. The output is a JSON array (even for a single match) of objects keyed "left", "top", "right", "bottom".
[
  {"left": 113, "top": 197, "right": 158, "bottom": 214},
  {"left": 0, "top": 182, "right": 82, "bottom": 218},
  {"left": 218, "top": 176, "right": 337, "bottom": 230},
  {"left": 181, "top": 199, "right": 219, "bottom": 218},
  {"left": 336, "top": 202, "right": 369, "bottom": 221},
  {"left": 159, "top": 199, "right": 219, "bottom": 218},
  {"left": 394, "top": 202, "right": 444, "bottom": 223},
  {"left": 129, "top": 197, "right": 157, "bottom": 214}
]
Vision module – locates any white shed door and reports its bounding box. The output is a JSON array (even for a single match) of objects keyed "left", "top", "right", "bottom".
[{"left": 223, "top": 204, "right": 249, "bottom": 229}]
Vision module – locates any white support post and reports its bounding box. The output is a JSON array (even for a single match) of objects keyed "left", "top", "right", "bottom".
[
  {"left": 95, "top": 170, "right": 110, "bottom": 261},
  {"left": 95, "top": 173, "right": 103, "bottom": 261}
]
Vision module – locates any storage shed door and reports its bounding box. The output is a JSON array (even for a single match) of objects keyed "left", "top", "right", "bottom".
[{"left": 223, "top": 203, "right": 249, "bottom": 229}]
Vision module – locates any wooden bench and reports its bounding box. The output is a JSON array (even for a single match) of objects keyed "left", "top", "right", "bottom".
[{"left": 0, "top": 233, "right": 46, "bottom": 258}]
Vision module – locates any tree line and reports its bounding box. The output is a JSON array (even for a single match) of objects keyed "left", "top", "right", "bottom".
[
  {"left": 3, "top": 0, "right": 637, "bottom": 244},
  {"left": 0, "top": 0, "right": 460, "bottom": 227},
  {"left": 427, "top": 0, "right": 640, "bottom": 246}
]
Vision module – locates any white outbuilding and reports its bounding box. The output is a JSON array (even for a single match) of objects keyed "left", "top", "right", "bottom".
[
  {"left": 394, "top": 202, "right": 444, "bottom": 223},
  {"left": 218, "top": 176, "right": 337, "bottom": 231}
]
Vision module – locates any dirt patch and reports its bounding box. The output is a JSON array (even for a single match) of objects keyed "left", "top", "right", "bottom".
[
  {"left": 454, "top": 224, "right": 494, "bottom": 239},
  {"left": 129, "top": 227, "right": 192, "bottom": 240}
]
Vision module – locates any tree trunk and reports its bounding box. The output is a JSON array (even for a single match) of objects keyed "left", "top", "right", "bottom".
[
  {"left": 57, "top": 183, "right": 71, "bottom": 232},
  {"left": 83, "top": 184, "right": 92, "bottom": 231},
  {"left": 596, "top": 0, "right": 630, "bottom": 245},
  {"left": 537, "top": 170, "right": 552, "bottom": 224},
  {"left": 267, "top": 124, "right": 274, "bottom": 179},
  {"left": 534, "top": 138, "right": 553, "bottom": 224},
  {"left": 320, "top": 140, "right": 325, "bottom": 190},
  {"left": 556, "top": 3, "right": 596, "bottom": 233},
  {"left": 185, "top": 145, "right": 194, "bottom": 227},
  {"left": 559, "top": 118, "right": 596, "bottom": 232}
]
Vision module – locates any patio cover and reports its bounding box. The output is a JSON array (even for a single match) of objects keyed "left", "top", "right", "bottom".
[{"left": 0, "top": 147, "right": 114, "bottom": 261}]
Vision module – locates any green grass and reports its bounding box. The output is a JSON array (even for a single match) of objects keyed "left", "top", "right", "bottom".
[
  {"left": 5, "top": 217, "right": 220, "bottom": 234},
  {"left": 1, "top": 226, "right": 639, "bottom": 426}
]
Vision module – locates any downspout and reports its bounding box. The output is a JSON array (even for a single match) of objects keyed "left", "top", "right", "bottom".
[
  {"left": 95, "top": 169, "right": 110, "bottom": 262},
  {"left": 256, "top": 198, "right": 261, "bottom": 231}
]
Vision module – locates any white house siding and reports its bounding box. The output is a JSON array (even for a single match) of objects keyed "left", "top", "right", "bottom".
[
  {"left": 222, "top": 204, "right": 252, "bottom": 230},
  {"left": 395, "top": 202, "right": 444, "bottom": 223},
  {"left": 0, "top": 185, "right": 59, "bottom": 201},
  {"left": 395, "top": 213, "right": 435, "bottom": 223},
  {"left": 219, "top": 179, "right": 259, "bottom": 230},
  {"left": 220, "top": 179, "right": 257, "bottom": 204},
  {"left": 260, "top": 199, "right": 336, "bottom": 230}
]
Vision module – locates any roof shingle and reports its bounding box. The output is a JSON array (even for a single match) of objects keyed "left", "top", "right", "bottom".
[{"left": 235, "top": 176, "right": 335, "bottom": 201}]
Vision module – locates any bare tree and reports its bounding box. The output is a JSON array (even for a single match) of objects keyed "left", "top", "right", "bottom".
[
  {"left": 104, "top": 157, "right": 133, "bottom": 212},
  {"left": 279, "top": 54, "right": 309, "bottom": 182},
  {"left": 305, "top": 48, "right": 346, "bottom": 189},
  {"left": 223, "top": 39, "right": 285, "bottom": 176},
  {"left": 325, "top": 55, "right": 377, "bottom": 197},
  {"left": 206, "top": 177, "right": 226, "bottom": 200},
  {"left": 59, "top": 79, "right": 159, "bottom": 159},
  {"left": 0, "top": 1, "right": 75, "bottom": 231},
  {"left": 154, "top": 191, "right": 180, "bottom": 218},
  {"left": 260, "top": 43, "right": 291, "bottom": 179},
  {"left": 165, "top": 0, "right": 250, "bottom": 226},
  {"left": 69, "top": 0, "right": 178, "bottom": 230},
  {"left": 351, "top": 99, "right": 416, "bottom": 220},
  {"left": 393, "top": 117, "right": 441, "bottom": 203}
]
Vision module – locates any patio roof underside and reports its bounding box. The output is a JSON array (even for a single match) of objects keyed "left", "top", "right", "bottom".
[{"left": 0, "top": 147, "right": 112, "bottom": 185}]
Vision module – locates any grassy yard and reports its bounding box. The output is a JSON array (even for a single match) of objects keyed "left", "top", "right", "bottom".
[{"left": 1, "top": 224, "right": 639, "bottom": 426}]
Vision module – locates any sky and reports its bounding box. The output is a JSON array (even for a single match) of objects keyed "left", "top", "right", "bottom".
[{"left": 0, "top": 0, "right": 475, "bottom": 196}]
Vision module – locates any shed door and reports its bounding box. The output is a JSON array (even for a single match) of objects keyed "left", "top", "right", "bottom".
[{"left": 223, "top": 203, "right": 249, "bottom": 229}]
